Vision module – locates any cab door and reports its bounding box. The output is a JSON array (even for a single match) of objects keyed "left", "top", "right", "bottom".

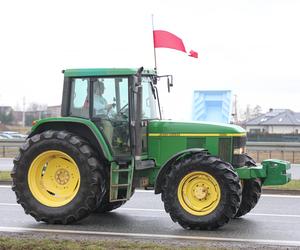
[{"left": 90, "top": 77, "right": 130, "bottom": 157}]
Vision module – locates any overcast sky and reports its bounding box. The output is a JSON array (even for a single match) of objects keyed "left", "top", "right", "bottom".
[{"left": 0, "top": 0, "right": 299, "bottom": 120}]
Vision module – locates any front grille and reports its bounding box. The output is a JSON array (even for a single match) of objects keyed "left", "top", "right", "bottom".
[{"left": 219, "top": 138, "right": 232, "bottom": 163}]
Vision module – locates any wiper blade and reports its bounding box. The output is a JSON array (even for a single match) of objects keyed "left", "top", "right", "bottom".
[{"left": 150, "top": 81, "right": 157, "bottom": 99}]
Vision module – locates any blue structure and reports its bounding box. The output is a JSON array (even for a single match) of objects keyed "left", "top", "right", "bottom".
[{"left": 192, "top": 90, "right": 232, "bottom": 123}]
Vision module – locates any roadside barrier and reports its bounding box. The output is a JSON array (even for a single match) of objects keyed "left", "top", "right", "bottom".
[
  {"left": 0, "top": 140, "right": 300, "bottom": 163},
  {"left": 0, "top": 139, "right": 24, "bottom": 158}
]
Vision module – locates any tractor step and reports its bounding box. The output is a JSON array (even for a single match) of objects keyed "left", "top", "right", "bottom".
[
  {"left": 109, "top": 161, "right": 134, "bottom": 202},
  {"left": 111, "top": 184, "right": 130, "bottom": 188},
  {"left": 112, "top": 169, "right": 131, "bottom": 173}
]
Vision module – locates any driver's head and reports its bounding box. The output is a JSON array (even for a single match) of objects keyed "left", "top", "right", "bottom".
[{"left": 94, "top": 80, "right": 104, "bottom": 95}]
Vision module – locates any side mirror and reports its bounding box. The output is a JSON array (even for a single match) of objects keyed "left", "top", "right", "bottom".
[
  {"left": 167, "top": 75, "right": 173, "bottom": 93},
  {"left": 133, "top": 67, "right": 144, "bottom": 91}
]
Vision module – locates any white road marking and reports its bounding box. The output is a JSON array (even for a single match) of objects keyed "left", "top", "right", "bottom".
[
  {"left": 0, "top": 185, "right": 12, "bottom": 188},
  {"left": 135, "top": 189, "right": 153, "bottom": 193},
  {"left": 135, "top": 189, "right": 300, "bottom": 198},
  {"left": 0, "top": 226, "right": 299, "bottom": 247},
  {"left": 1, "top": 203, "right": 300, "bottom": 219},
  {"left": 0, "top": 203, "right": 19, "bottom": 206},
  {"left": 121, "top": 207, "right": 164, "bottom": 212},
  {"left": 249, "top": 213, "right": 300, "bottom": 218},
  {"left": 120, "top": 208, "right": 300, "bottom": 218},
  {"left": 262, "top": 194, "right": 300, "bottom": 199}
]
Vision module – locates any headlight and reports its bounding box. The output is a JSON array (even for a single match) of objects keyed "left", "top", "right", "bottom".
[{"left": 233, "top": 147, "right": 245, "bottom": 155}]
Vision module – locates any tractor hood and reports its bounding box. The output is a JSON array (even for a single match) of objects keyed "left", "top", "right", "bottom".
[{"left": 148, "top": 120, "right": 245, "bottom": 135}]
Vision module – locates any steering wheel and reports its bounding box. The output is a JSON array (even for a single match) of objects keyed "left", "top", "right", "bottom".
[{"left": 116, "top": 103, "right": 129, "bottom": 117}]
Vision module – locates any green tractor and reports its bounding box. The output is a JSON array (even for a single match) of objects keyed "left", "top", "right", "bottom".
[{"left": 12, "top": 67, "right": 291, "bottom": 229}]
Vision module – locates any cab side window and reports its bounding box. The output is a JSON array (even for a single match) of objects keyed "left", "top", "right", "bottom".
[{"left": 70, "top": 78, "right": 89, "bottom": 118}]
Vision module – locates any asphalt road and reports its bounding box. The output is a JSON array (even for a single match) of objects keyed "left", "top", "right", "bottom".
[
  {"left": 1, "top": 186, "right": 300, "bottom": 248},
  {"left": 2, "top": 158, "right": 299, "bottom": 179}
]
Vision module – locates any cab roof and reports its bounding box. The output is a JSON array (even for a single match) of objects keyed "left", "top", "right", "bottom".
[{"left": 63, "top": 68, "right": 156, "bottom": 77}]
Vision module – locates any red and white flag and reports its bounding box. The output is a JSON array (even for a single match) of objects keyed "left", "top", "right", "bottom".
[
  {"left": 153, "top": 30, "right": 198, "bottom": 59},
  {"left": 188, "top": 50, "right": 198, "bottom": 58}
]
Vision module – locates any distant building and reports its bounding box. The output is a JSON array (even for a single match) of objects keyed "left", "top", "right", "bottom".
[
  {"left": 12, "top": 111, "right": 23, "bottom": 125},
  {"left": 0, "top": 106, "right": 13, "bottom": 115},
  {"left": 245, "top": 109, "right": 300, "bottom": 134},
  {"left": 44, "top": 105, "right": 61, "bottom": 118},
  {"left": 0, "top": 105, "right": 61, "bottom": 126},
  {"left": 0, "top": 106, "right": 14, "bottom": 125}
]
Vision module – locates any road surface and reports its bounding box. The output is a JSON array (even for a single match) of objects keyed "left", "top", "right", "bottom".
[{"left": 0, "top": 186, "right": 300, "bottom": 249}]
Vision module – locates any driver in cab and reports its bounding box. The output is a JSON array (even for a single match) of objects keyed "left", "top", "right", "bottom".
[{"left": 93, "top": 80, "right": 115, "bottom": 116}]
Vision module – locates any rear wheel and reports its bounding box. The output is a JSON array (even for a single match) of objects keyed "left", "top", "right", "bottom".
[
  {"left": 95, "top": 192, "right": 125, "bottom": 213},
  {"left": 11, "top": 130, "right": 105, "bottom": 224},
  {"left": 95, "top": 182, "right": 135, "bottom": 213},
  {"left": 162, "top": 153, "right": 241, "bottom": 230}
]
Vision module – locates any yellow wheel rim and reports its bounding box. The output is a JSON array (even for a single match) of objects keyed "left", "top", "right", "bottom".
[
  {"left": 177, "top": 171, "right": 221, "bottom": 216},
  {"left": 28, "top": 150, "right": 81, "bottom": 207}
]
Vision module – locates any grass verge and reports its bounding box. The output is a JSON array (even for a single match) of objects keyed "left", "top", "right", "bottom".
[
  {"left": 264, "top": 180, "right": 300, "bottom": 190},
  {"left": 0, "top": 236, "right": 210, "bottom": 250},
  {"left": 0, "top": 171, "right": 11, "bottom": 182}
]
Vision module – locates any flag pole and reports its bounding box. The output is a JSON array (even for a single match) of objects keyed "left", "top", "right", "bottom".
[{"left": 151, "top": 14, "right": 158, "bottom": 72}]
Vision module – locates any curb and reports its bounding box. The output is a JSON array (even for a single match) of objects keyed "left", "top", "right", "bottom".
[{"left": 262, "top": 188, "right": 300, "bottom": 195}]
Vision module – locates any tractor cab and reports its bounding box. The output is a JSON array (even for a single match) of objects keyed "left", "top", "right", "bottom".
[{"left": 61, "top": 68, "right": 162, "bottom": 158}]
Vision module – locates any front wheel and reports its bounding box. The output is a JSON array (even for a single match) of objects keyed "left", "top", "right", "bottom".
[
  {"left": 234, "top": 178, "right": 262, "bottom": 218},
  {"left": 11, "top": 130, "right": 106, "bottom": 224},
  {"left": 162, "top": 153, "right": 241, "bottom": 230}
]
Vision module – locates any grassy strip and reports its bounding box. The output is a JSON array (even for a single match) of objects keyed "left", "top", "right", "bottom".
[
  {"left": 1, "top": 170, "right": 299, "bottom": 191},
  {"left": 264, "top": 180, "right": 300, "bottom": 190},
  {"left": 0, "top": 171, "right": 11, "bottom": 181},
  {"left": 0, "top": 237, "right": 210, "bottom": 250}
]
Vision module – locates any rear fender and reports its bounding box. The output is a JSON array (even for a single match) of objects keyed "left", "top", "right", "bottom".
[{"left": 29, "top": 117, "right": 113, "bottom": 161}]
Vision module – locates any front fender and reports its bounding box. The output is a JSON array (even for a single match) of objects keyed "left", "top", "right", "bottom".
[{"left": 154, "top": 148, "right": 207, "bottom": 194}]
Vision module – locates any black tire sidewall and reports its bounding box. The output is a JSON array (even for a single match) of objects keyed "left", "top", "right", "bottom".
[
  {"left": 235, "top": 178, "right": 261, "bottom": 218},
  {"left": 163, "top": 154, "right": 241, "bottom": 229},
  {"left": 13, "top": 131, "right": 104, "bottom": 222}
]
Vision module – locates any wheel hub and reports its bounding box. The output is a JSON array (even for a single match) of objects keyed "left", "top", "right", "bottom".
[
  {"left": 193, "top": 185, "right": 208, "bottom": 200},
  {"left": 28, "top": 150, "right": 80, "bottom": 207},
  {"left": 55, "top": 168, "right": 70, "bottom": 185},
  {"left": 177, "top": 171, "right": 221, "bottom": 216}
]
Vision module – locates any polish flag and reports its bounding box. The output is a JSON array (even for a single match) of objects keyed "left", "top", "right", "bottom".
[{"left": 153, "top": 30, "right": 198, "bottom": 59}]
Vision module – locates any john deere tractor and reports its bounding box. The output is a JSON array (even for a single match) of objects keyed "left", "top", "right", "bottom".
[{"left": 12, "top": 67, "right": 291, "bottom": 229}]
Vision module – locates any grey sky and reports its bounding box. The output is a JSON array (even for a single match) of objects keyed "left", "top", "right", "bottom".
[{"left": 0, "top": 0, "right": 299, "bottom": 120}]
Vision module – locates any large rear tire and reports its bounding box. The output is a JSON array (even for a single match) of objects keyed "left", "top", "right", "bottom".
[
  {"left": 95, "top": 192, "right": 125, "bottom": 213},
  {"left": 162, "top": 153, "right": 241, "bottom": 230},
  {"left": 95, "top": 182, "right": 135, "bottom": 213},
  {"left": 11, "top": 130, "right": 106, "bottom": 224}
]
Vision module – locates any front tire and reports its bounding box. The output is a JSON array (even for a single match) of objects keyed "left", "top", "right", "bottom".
[
  {"left": 234, "top": 178, "right": 262, "bottom": 218},
  {"left": 11, "top": 130, "right": 105, "bottom": 224},
  {"left": 234, "top": 155, "right": 262, "bottom": 218},
  {"left": 162, "top": 153, "right": 241, "bottom": 230}
]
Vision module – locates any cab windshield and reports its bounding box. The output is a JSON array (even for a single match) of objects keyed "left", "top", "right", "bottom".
[{"left": 141, "top": 76, "right": 160, "bottom": 120}]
